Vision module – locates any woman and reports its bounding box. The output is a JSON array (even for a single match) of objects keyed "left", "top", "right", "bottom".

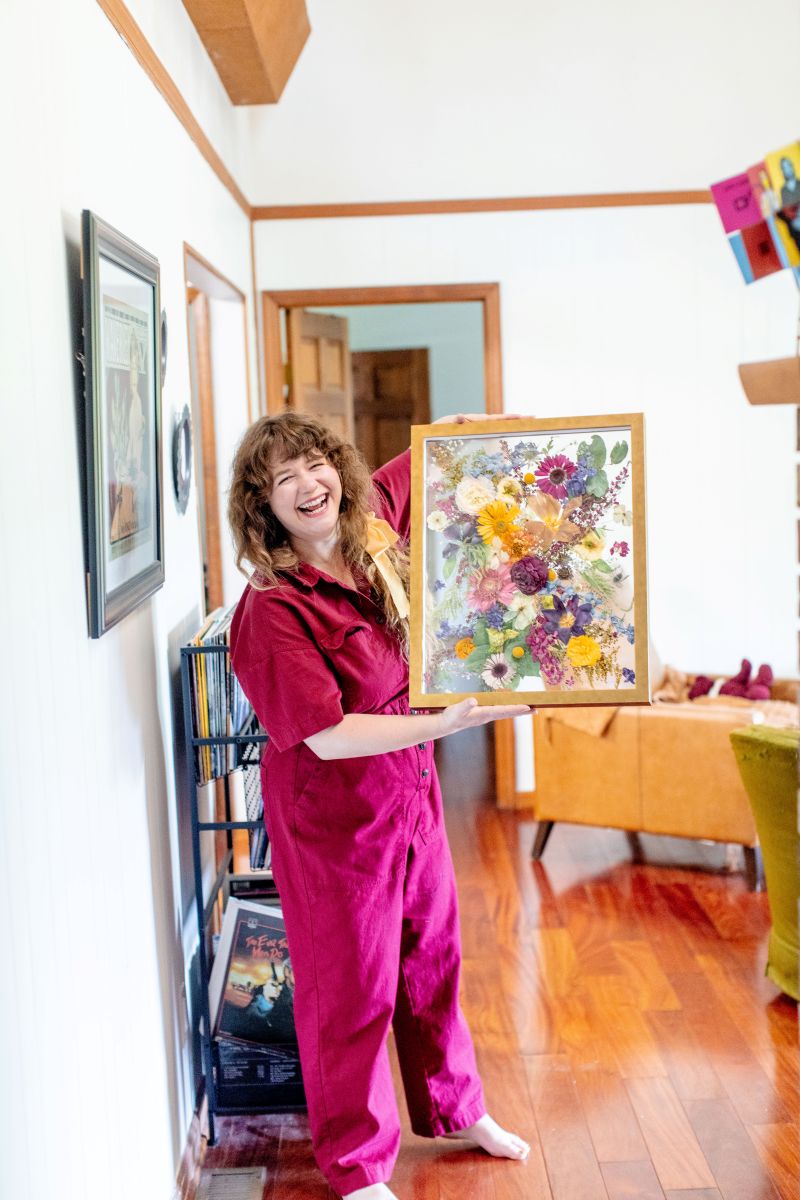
[{"left": 228, "top": 410, "right": 532, "bottom": 1200}]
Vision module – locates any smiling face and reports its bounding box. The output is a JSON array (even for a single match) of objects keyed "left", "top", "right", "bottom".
[{"left": 267, "top": 448, "right": 343, "bottom": 548}]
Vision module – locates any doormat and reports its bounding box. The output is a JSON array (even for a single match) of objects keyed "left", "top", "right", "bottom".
[{"left": 196, "top": 1166, "right": 267, "bottom": 1200}]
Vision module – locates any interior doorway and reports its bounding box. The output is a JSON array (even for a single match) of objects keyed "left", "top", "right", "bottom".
[
  {"left": 184, "top": 244, "right": 253, "bottom": 615},
  {"left": 259, "top": 283, "right": 520, "bottom": 809}
]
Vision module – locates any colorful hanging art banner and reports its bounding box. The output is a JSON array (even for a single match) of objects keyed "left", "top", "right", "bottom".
[{"left": 711, "top": 142, "right": 800, "bottom": 285}]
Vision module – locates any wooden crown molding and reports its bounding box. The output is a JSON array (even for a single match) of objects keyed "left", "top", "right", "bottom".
[
  {"left": 96, "top": 2, "right": 713, "bottom": 227},
  {"left": 252, "top": 190, "right": 713, "bottom": 221},
  {"left": 182, "top": 0, "right": 310, "bottom": 105}
]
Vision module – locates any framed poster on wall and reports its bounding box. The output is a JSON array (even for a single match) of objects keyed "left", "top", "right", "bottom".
[
  {"left": 409, "top": 414, "right": 648, "bottom": 707},
  {"left": 81, "top": 210, "right": 164, "bottom": 637}
]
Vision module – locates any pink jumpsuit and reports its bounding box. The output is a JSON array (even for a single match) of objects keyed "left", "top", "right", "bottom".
[{"left": 229, "top": 448, "right": 485, "bottom": 1195}]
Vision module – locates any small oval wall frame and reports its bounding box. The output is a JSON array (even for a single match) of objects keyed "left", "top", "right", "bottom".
[{"left": 172, "top": 403, "right": 193, "bottom": 514}]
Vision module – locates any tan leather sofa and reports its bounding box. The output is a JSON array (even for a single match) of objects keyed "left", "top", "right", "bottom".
[{"left": 531, "top": 679, "right": 797, "bottom": 887}]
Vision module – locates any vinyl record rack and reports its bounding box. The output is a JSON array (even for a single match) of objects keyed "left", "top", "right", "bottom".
[{"left": 179, "top": 642, "right": 303, "bottom": 1146}]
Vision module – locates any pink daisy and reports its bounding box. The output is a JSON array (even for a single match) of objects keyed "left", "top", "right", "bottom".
[
  {"left": 467, "top": 566, "right": 516, "bottom": 612},
  {"left": 534, "top": 454, "right": 577, "bottom": 500}
]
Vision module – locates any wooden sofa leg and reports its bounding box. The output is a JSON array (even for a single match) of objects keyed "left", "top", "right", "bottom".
[
  {"left": 743, "top": 845, "right": 765, "bottom": 892},
  {"left": 532, "top": 820, "right": 555, "bottom": 860}
]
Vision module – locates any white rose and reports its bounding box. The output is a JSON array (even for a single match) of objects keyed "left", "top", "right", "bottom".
[
  {"left": 426, "top": 510, "right": 448, "bottom": 532},
  {"left": 455, "top": 474, "right": 495, "bottom": 514}
]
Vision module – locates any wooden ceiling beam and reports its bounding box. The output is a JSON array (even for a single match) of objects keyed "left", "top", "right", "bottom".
[{"left": 182, "top": 0, "right": 310, "bottom": 105}]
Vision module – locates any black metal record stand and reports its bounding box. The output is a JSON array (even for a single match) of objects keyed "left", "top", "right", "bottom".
[{"left": 180, "top": 642, "right": 273, "bottom": 1146}]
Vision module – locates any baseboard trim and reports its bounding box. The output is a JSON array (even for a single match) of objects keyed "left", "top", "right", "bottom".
[{"left": 173, "top": 1089, "right": 209, "bottom": 1200}]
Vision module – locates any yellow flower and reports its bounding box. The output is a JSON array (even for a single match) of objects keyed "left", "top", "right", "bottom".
[
  {"left": 523, "top": 471, "right": 536, "bottom": 485},
  {"left": 548, "top": 568, "right": 557, "bottom": 581},
  {"left": 511, "top": 645, "right": 525, "bottom": 659},
  {"left": 565, "top": 636, "right": 602, "bottom": 667},
  {"left": 455, "top": 637, "right": 475, "bottom": 659},
  {"left": 488, "top": 629, "right": 506, "bottom": 650},
  {"left": 477, "top": 500, "right": 520, "bottom": 544},
  {"left": 574, "top": 530, "right": 605, "bottom": 561}
]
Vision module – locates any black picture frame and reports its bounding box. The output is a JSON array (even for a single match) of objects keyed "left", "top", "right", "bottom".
[{"left": 81, "top": 210, "right": 164, "bottom": 637}]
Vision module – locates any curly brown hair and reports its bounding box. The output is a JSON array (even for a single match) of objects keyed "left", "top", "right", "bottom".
[{"left": 227, "top": 411, "right": 410, "bottom": 656}]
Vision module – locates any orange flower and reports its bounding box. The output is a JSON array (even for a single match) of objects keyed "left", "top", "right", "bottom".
[
  {"left": 500, "top": 527, "right": 534, "bottom": 562},
  {"left": 455, "top": 637, "right": 475, "bottom": 659},
  {"left": 521, "top": 492, "right": 583, "bottom": 551}
]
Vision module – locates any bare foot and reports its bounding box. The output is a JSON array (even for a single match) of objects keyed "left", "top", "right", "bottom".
[
  {"left": 443, "top": 1113, "right": 530, "bottom": 1160},
  {"left": 341, "top": 1184, "right": 398, "bottom": 1200}
]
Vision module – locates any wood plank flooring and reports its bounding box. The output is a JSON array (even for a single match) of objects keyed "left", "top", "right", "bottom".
[{"left": 198, "top": 726, "right": 799, "bottom": 1199}]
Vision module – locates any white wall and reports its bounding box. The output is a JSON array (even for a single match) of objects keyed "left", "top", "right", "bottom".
[
  {"left": 312, "top": 302, "right": 485, "bottom": 419},
  {"left": 254, "top": 207, "right": 797, "bottom": 789},
  {"left": 246, "top": 0, "right": 800, "bottom": 202},
  {"left": 123, "top": 0, "right": 253, "bottom": 195},
  {"left": 0, "top": 3, "right": 255, "bottom": 1198},
  {"left": 249, "top": 0, "right": 800, "bottom": 794}
]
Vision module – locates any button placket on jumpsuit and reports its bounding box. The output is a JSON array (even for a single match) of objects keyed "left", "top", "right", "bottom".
[{"left": 230, "top": 449, "right": 485, "bottom": 1196}]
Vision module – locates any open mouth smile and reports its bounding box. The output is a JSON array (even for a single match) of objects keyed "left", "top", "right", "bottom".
[{"left": 297, "top": 495, "right": 329, "bottom": 516}]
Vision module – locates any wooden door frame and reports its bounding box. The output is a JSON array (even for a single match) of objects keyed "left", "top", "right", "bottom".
[
  {"left": 261, "top": 282, "right": 503, "bottom": 416},
  {"left": 260, "top": 281, "right": 520, "bottom": 810},
  {"left": 183, "top": 243, "right": 255, "bottom": 619}
]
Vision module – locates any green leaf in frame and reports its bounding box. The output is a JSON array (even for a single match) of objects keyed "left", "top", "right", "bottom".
[
  {"left": 589, "top": 435, "right": 606, "bottom": 468},
  {"left": 586, "top": 469, "right": 609, "bottom": 498}
]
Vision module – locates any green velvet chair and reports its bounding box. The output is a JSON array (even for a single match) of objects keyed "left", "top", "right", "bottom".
[{"left": 730, "top": 725, "right": 799, "bottom": 1001}]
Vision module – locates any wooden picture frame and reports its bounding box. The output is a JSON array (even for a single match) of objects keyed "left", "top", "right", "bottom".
[
  {"left": 409, "top": 414, "right": 649, "bottom": 707},
  {"left": 81, "top": 210, "right": 164, "bottom": 637}
]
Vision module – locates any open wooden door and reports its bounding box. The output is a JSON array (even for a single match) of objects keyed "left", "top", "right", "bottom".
[
  {"left": 287, "top": 309, "right": 354, "bottom": 441},
  {"left": 352, "top": 348, "right": 430, "bottom": 470}
]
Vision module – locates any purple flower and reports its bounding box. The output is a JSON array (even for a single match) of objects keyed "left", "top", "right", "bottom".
[
  {"left": 443, "top": 520, "right": 480, "bottom": 544},
  {"left": 510, "top": 555, "right": 549, "bottom": 596},
  {"left": 622, "top": 667, "right": 635, "bottom": 684},
  {"left": 485, "top": 604, "right": 506, "bottom": 629},
  {"left": 565, "top": 455, "right": 591, "bottom": 498},
  {"left": 541, "top": 595, "right": 593, "bottom": 644}
]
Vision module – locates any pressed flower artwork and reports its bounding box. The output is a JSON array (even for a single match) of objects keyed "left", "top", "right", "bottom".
[{"left": 409, "top": 415, "right": 649, "bottom": 707}]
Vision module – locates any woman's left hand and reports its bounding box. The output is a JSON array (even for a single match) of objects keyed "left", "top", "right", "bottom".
[{"left": 431, "top": 412, "right": 527, "bottom": 425}]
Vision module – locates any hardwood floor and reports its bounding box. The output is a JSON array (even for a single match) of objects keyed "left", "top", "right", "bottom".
[{"left": 199, "top": 726, "right": 799, "bottom": 1199}]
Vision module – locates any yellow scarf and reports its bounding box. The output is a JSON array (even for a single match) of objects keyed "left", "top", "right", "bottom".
[{"left": 363, "top": 512, "right": 410, "bottom": 619}]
